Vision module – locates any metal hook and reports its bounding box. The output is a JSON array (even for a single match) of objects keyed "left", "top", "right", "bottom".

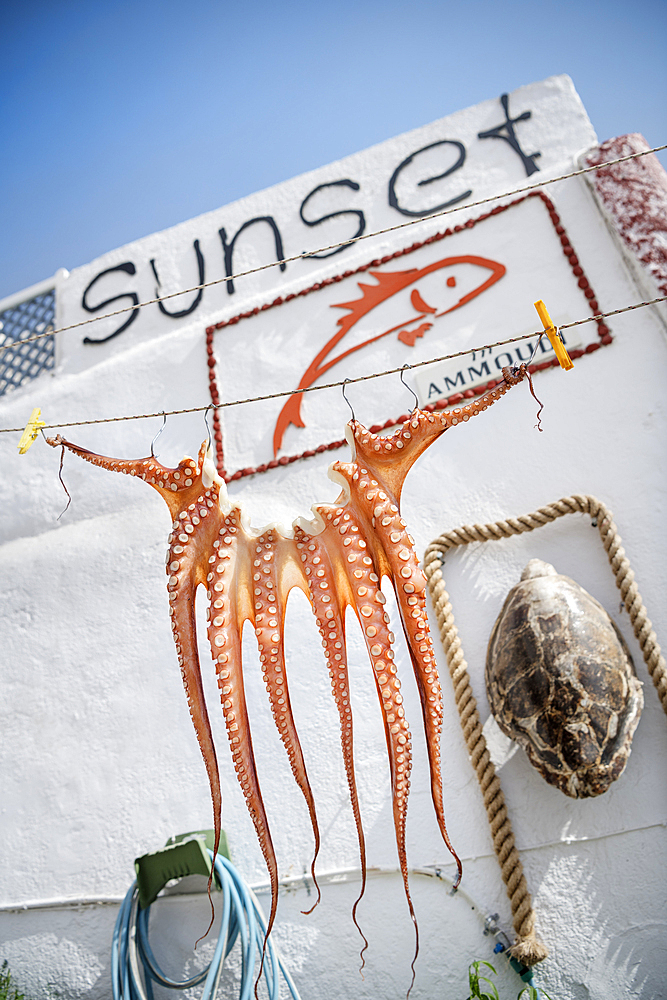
[
  {"left": 150, "top": 412, "right": 167, "bottom": 458},
  {"left": 342, "top": 379, "right": 355, "bottom": 421},
  {"left": 204, "top": 404, "right": 214, "bottom": 450},
  {"left": 527, "top": 331, "right": 546, "bottom": 367},
  {"left": 400, "top": 365, "right": 419, "bottom": 413}
]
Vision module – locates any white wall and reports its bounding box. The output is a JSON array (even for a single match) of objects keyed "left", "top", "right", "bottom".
[{"left": 1, "top": 76, "right": 666, "bottom": 999}]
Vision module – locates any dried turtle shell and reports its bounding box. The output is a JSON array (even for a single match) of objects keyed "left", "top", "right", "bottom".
[{"left": 486, "top": 559, "right": 643, "bottom": 798}]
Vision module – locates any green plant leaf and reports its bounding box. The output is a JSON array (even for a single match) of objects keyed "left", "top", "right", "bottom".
[
  {"left": 0, "top": 961, "right": 26, "bottom": 1000},
  {"left": 468, "top": 959, "right": 500, "bottom": 1000},
  {"left": 518, "top": 986, "right": 553, "bottom": 1000}
]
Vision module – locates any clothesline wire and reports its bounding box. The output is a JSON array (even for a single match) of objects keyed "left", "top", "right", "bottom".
[
  {"left": 2, "top": 141, "right": 665, "bottom": 357},
  {"left": 3, "top": 294, "right": 664, "bottom": 435}
]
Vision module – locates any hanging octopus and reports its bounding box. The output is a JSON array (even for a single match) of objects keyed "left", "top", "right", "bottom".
[{"left": 47, "top": 363, "right": 528, "bottom": 990}]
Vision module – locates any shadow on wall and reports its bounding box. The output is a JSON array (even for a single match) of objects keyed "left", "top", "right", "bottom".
[
  {"left": 599, "top": 924, "right": 667, "bottom": 1000},
  {"left": 0, "top": 872, "right": 519, "bottom": 1000},
  {"left": 531, "top": 828, "right": 667, "bottom": 1000},
  {"left": 0, "top": 905, "right": 112, "bottom": 999}
]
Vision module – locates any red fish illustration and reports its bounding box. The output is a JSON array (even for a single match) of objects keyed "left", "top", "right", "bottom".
[{"left": 273, "top": 254, "right": 505, "bottom": 455}]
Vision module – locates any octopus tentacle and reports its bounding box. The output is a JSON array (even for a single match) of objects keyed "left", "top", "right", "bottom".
[
  {"left": 392, "top": 550, "right": 462, "bottom": 883},
  {"left": 165, "top": 488, "right": 230, "bottom": 932},
  {"left": 209, "top": 596, "right": 280, "bottom": 995},
  {"left": 303, "top": 493, "right": 419, "bottom": 984},
  {"left": 46, "top": 361, "right": 531, "bottom": 993},
  {"left": 44, "top": 435, "right": 204, "bottom": 501},
  {"left": 338, "top": 522, "right": 419, "bottom": 992},
  {"left": 370, "top": 498, "right": 462, "bottom": 883},
  {"left": 167, "top": 571, "right": 224, "bottom": 935},
  {"left": 209, "top": 509, "right": 281, "bottom": 942},
  {"left": 44, "top": 437, "right": 228, "bottom": 910},
  {"left": 346, "top": 365, "right": 529, "bottom": 502},
  {"left": 294, "top": 523, "right": 369, "bottom": 958},
  {"left": 251, "top": 528, "right": 322, "bottom": 914}
]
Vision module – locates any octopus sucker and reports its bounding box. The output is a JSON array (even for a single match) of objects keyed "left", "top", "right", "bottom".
[
  {"left": 46, "top": 362, "right": 528, "bottom": 988},
  {"left": 252, "top": 542, "right": 322, "bottom": 914},
  {"left": 376, "top": 685, "right": 420, "bottom": 1000},
  {"left": 206, "top": 576, "right": 279, "bottom": 925},
  {"left": 341, "top": 532, "right": 420, "bottom": 983},
  {"left": 295, "top": 525, "right": 369, "bottom": 958},
  {"left": 211, "top": 521, "right": 322, "bottom": 926},
  {"left": 169, "top": 577, "right": 224, "bottom": 935},
  {"left": 390, "top": 541, "right": 462, "bottom": 885}
]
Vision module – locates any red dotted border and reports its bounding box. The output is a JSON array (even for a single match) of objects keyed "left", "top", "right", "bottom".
[{"left": 206, "top": 190, "right": 611, "bottom": 482}]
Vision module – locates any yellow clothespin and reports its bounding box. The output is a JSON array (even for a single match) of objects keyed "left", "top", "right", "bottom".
[
  {"left": 534, "top": 300, "right": 573, "bottom": 371},
  {"left": 18, "top": 407, "right": 46, "bottom": 454}
]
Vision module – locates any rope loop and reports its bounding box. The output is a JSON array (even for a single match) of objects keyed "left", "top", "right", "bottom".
[{"left": 424, "top": 493, "right": 666, "bottom": 965}]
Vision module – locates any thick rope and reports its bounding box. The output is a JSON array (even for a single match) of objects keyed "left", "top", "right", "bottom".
[
  {"left": 423, "top": 493, "right": 666, "bottom": 966},
  {"left": 424, "top": 558, "right": 549, "bottom": 965}
]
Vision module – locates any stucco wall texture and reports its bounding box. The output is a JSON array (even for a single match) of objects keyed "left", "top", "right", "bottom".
[{"left": 1, "top": 77, "right": 666, "bottom": 998}]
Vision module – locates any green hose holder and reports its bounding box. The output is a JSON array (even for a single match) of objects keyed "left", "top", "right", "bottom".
[{"left": 134, "top": 828, "right": 231, "bottom": 910}]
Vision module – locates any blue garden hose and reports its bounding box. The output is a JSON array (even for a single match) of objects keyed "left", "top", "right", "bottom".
[{"left": 111, "top": 851, "right": 301, "bottom": 1000}]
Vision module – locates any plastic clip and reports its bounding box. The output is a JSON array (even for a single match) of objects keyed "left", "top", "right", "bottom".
[
  {"left": 534, "top": 300, "right": 573, "bottom": 371},
  {"left": 18, "top": 408, "right": 46, "bottom": 454}
]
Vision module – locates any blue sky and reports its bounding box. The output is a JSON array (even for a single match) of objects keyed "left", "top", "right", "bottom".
[{"left": 1, "top": 0, "right": 665, "bottom": 300}]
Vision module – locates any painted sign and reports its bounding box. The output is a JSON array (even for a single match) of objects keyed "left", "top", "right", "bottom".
[
  {"left": 414, "top": 326, "right": 582, "bottom": 407},
  {"left": 273, "top": 253, "right": 506, "bottom": 455},
  {"left": 209, "top": 192, "right": 610, "bottom": 474},
  {"left": 55, "top": 76, "right": 597, "bottom": 372},
  {"left": 79, "top": 93, "right": 536, "bottom": 346}
]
